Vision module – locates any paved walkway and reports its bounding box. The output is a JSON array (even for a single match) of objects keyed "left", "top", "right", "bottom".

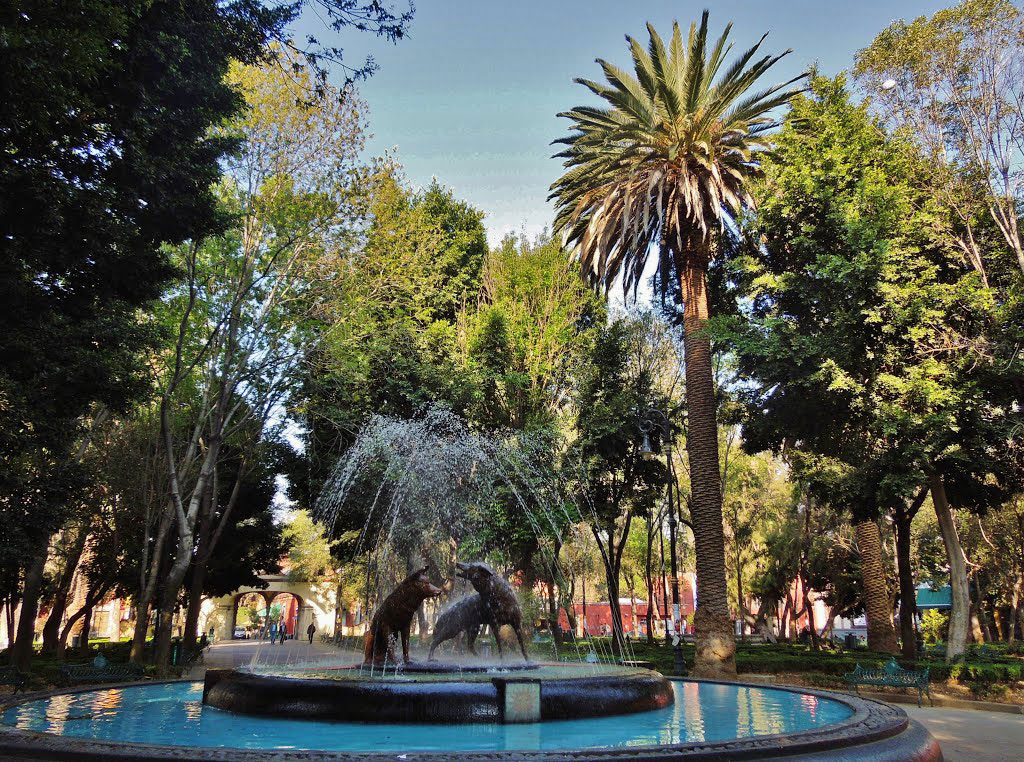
[
  {"left": 903, "top": 705, "right": 1024, "bottom": 762},
  {"left": 193, "top": 638, "right": 358, "bottom": 675}
]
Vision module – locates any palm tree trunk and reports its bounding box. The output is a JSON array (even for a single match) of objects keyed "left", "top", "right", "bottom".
[
  {"left": 678, "top": 256, "right": 735, "bottom": 678},
  {"left": 854, "top": 518, "right": 899, "bottom": 654}
]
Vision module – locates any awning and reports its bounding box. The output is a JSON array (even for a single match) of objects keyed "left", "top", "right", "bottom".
[{"left": 916, "top": 585, "right": 952, "bottom": 610}]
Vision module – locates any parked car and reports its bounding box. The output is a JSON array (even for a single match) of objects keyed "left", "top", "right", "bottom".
[{"left": 233, "top": 626, "right": 248, "bottom": 639}]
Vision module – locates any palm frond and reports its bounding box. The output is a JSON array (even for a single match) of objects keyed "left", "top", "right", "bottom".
[{"left": 551, "top": 12, "right": 804, "bottom": 294}]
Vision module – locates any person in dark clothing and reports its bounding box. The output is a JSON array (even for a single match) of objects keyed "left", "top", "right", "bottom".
[{"left": 307, "top": 622, "right": 316, "bottom": 644}]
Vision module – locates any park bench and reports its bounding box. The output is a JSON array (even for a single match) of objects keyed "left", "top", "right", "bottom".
[
  {"left": 843, "top": 658, "right": 931, "bottom": 707},
  {"left": 621, "top": 659, "right": 655, "bottom": 670},
  {"left": 0, "top": 666, "right": 29, "bottom": 694},
  {"left": 60, "top": 654, "right": 145, "bottom": 687}
]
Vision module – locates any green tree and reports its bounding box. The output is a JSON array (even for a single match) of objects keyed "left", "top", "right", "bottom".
[
  {"left": 289, "top": 167, "right": 488, "bottom": 516},
  {"left": 1, "top": 0, "right": 412, "bottom": 673},
  {"left": 550, "top": 12, "right": 803, "bottom": 677},
  {"left": 855, "top": 0, "right": 1024, "bottom": 278},
  {"left": 727, "top": 74, "right": 1005, "bottom": 659},
  {"left": 572, "top": 317, "right": 668, "bottom": 655},
  {"left": 144, "top": 54, "right": 366, "bottom": 672},
  {"left": 462, "top": 234, "right": 603, "bottom": 431},
  {"left": 283, "top": 511, "right": 337, "bottom": 583},
  {"left": 0, "top": 0, "right": 282, "bottom": 671}
]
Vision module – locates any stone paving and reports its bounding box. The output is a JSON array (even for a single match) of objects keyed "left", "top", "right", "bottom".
[{"left": 902, "top": 705, "right": 1023, "bottom": 762}]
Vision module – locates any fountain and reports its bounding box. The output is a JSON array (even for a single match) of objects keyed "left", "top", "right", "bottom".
[
  {"left": 202, "top": 560, "right": 675, "bottom": 724},
  {"left": 0, "top": 408, "right": 942, "bottom": 759}
]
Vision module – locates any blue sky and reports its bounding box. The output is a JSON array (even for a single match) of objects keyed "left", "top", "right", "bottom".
[{"left": 308, "top": 1, "right": 948, "bottom": 245}]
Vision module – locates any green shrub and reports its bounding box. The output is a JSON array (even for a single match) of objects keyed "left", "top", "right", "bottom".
[{"left": 920, "top": 610, "right": 949, "bottom": 645}]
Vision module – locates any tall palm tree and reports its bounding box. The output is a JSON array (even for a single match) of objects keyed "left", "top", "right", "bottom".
[{"left": 550, "top": 11, "right": 803, "bottom": 678}]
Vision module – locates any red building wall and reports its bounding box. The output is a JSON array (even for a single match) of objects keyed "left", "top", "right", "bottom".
[{"left": 557, "top": 574, "right": 696, "bottom": 635}]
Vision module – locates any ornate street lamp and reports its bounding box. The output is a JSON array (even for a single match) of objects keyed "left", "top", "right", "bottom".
[{"left": 640, "top": 408, "right": 686, "bottom": 674}]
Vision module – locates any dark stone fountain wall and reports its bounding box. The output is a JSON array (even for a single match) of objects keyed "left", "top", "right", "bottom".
[{"left": 202, "top": 668, "right": 674, "bottom": 724}]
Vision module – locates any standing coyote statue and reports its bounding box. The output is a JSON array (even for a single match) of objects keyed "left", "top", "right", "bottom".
[
  {"left": 363, "top": 566, "right": 444, "bottom": 665},
  {"left": 455, "top": 561, "right": 529, "bottom": 661},
  {"left": 428, "top": 593, "right": 484, "bottom": 660}
]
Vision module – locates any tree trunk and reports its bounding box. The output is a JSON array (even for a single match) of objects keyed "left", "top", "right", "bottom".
[
  {"left": 603, "top": 564, "right": 626, "bottom": 656},
  {"left": 800, "top": 574, "right": 820, "bottom": 650},
  {"left": 181, "top": 562, "right": 208, "bottom": 654},
  {"left": 12, "top": 537, "right": 49, "bottom": 671},
  {"left": 153, "top": 535, "right": 193, "bottom": 676},
  {"left": 1009, "top": 573, "right": 1022, "bottom": 644},
  {"left": 972, "top": 572, "right": 992, "bottom": 642},
  {"left": 736, "top": 547, "right": 746, "bottom": 642},
  {"left": 78, "top": 585, "right": 95, "bottom": 654},
  {"left": 678, "top": 256, "right": 735, "bottom": 678},
  {"left": 893, "top": 509, "right": 918, "bottom": 659},
  {"left": 629, "top": 584, "right": 638, "bottom": 638},
  {"left": 780, "top": 593, "right": 792, "bottom": 641},
  {"left": 41, "top": 528, "right": 89, "bottom": 655},
  {"left": 56, "top": 582, "right": 111, "bottom": 660},
  {"left": 547, "top": 580, "right": 562, "bottom": 647},
  {"left": 799, "top": 503, "right": 819, "bottom": 649},
  {"left": 854, "top": 519, "right": 899, "bottom": 654},
  {"left": 130, "top": 506, "right": 172, "bottom": 664},
  {"left": 929, "top": 473, "right": 969, "bottom": 661},
  {"left": 334, "top": 575, "right": 345, "bottom": 638}
]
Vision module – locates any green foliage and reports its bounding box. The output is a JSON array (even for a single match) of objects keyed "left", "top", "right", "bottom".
[
  {"left": 855, "top": 0, "right": 1024, "bottom": 280},
  {"left": 726, "top": 73, "right": 1000, "bottom": 516},
  {"left": 574, "top": 318, "right": 669, "bottom": 523},
  {"left": 549, "top": 11, "right": 804, "bottom": 291},
  {"left": 0, "top": 0, "right": 287, "bottom": 583},
  {"left": 290, "top": 168, "right": 488, "bottom": 515},
  {"left": 921, "top": 609, "right": 949, "bottom": 645},
  {"left": 463, "top": 233, "right": 603, "bottom": 431},
  {"left": 283, "top": 510, "right": 337, "bottom": 583}
]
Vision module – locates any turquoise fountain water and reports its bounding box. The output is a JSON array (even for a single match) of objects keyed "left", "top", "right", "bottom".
[{"left": 3, "top": 680, "right": 852, "bottom": 753}]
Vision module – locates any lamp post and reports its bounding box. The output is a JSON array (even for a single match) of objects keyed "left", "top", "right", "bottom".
[{"left": 640, "top": 408, "right": 686, "bottom": 674}]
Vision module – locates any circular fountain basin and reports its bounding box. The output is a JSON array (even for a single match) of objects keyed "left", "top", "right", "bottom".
[
  {"left": 203, "top": 662, "right": 673, "bottom": 722},
  {"left": 0, "top": 678, "right": 941, "bottom": 761}
]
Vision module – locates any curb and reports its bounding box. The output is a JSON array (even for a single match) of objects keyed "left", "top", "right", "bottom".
[
  {"left": 737, "top": 674, "right": 1023, "bottom": 715},
  {"left": 854, "top": 689, "right": 1024, "bottom": 715}
]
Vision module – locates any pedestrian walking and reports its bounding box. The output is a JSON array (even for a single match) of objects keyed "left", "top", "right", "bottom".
[
  {"left": 307, "top": 622, "right": 316, "bottom": 644},
  {"left": 270, "top": 622, "right": 278, "bottom": 644}
]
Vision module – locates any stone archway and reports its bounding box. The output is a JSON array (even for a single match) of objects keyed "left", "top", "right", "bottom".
[
  {"left": 231, "top": 591, "right": 271, "bottom": 638},
  {"left": 229, "top": 590, "right": 304, "bottom": 639},
  {"left": 203, "top": 575, "right": 335, "bottom": 642},
  {"left": 266, "top": 591, "right": 303, "bottom": 638}
]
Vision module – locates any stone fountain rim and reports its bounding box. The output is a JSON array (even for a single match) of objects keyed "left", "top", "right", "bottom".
[{"left": 0, "top": 676, "right": 937, "bottom": 761}]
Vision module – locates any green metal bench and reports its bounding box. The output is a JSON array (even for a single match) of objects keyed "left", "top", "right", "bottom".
[
  {"left": 59, "top": 654, "right": 145, "bottom": 686},
  {"left": 844, "top": 658, "right": 932, "bottom": 707},
  {"left": 0, "top": 666, "right": 29, "bottom": 694}
]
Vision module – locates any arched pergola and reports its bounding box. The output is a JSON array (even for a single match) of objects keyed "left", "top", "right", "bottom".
[
  {"left": 229, "top": 590, "right": 304, "bottom": 638},
  {"left": 199, "top": 574, "right": 333, "bottom": 642}
]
